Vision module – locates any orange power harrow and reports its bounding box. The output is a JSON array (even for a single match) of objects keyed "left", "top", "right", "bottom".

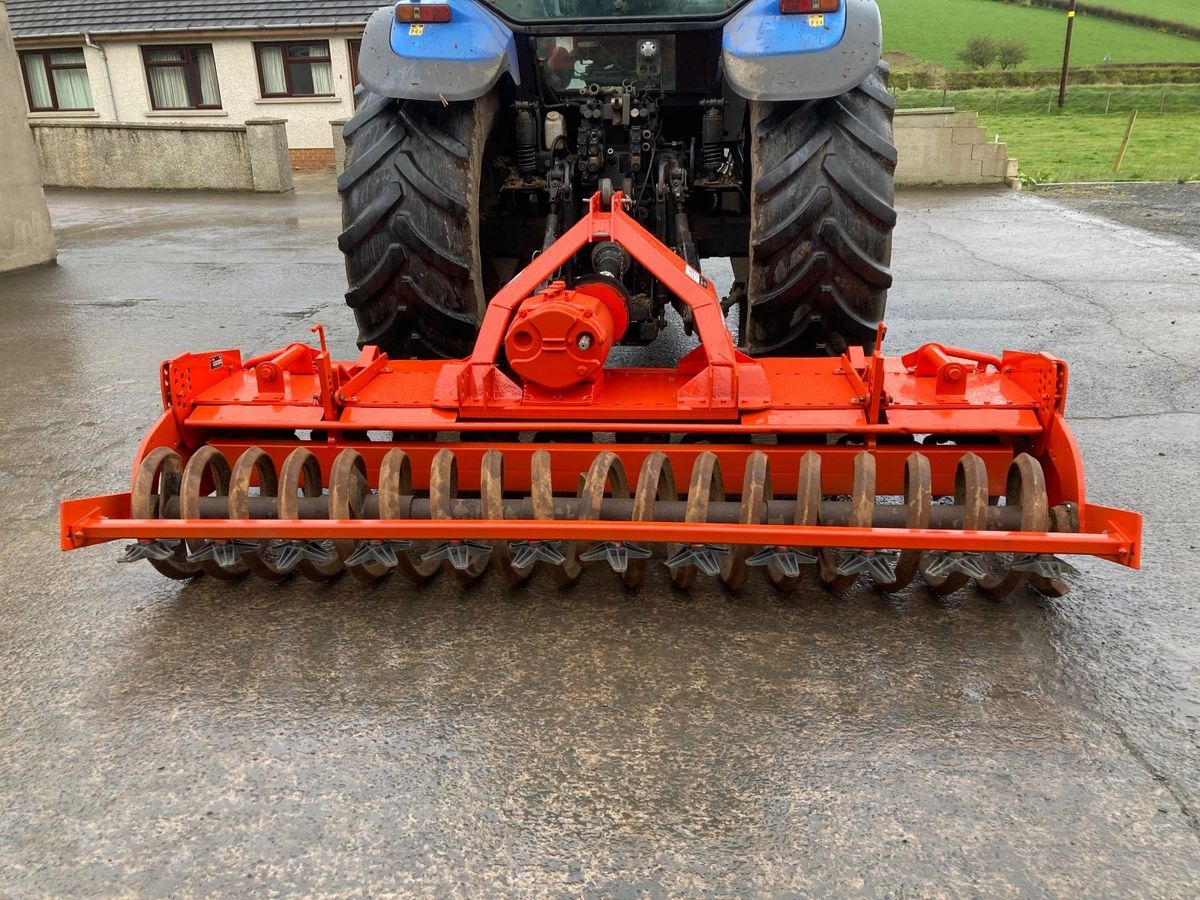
[{"left": 60, "top": 192, "right": 1141, "bottom": 597}]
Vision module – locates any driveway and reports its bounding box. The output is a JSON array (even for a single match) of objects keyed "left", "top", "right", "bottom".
[{"left": 1, "top": 177, "right": 1197, "bottom": 894}]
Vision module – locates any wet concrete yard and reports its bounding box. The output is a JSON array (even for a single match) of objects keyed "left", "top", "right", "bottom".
[{"left": 1, "top": 177, "right": 1198, "bottom": 893}]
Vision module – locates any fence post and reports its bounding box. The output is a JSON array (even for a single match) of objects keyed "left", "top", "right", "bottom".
[
  {"left": 1114, "top": 109, "right": 1138, "bottom": 174},
  {"left": 1058, "top": 0, "right": 1077, "bottom": 108},
  {"left": 245, "top": 118, "right": 294, "bottom": 193},
  {"left": 331, "top": 119, "right": 349, "bottom": 174}
]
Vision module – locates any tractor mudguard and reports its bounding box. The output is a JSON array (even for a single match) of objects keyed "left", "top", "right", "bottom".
[
  {"left": 722, "top": 0, "right": 882, "bottom": 102},
  {"left": 356, "top": 2, "right": 520, "bottom": 103}
]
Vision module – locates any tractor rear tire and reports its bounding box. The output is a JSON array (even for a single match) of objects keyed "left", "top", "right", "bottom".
[
  {"left": 338, "top": 89, "right": 497, "bottom": 359},
  {"left": 748, "top": 64, "right": 897, "bottom": 356}
]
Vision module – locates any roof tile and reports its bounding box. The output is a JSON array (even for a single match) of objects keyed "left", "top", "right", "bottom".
[{"left": 7, "top": 1, "right": 384, "bottom": 37}]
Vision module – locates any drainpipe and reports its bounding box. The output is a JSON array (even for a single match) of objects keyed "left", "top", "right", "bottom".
[{"left": 83, "top": 33, "right": 118, "bottom": 120}]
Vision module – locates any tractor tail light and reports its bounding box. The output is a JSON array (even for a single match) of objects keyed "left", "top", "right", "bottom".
[
  {"left": 395, "top": 3, "right": 453, "bottom": 23},
  {"left": 780, "top": 0, "right": 841, "bottom": 13}
]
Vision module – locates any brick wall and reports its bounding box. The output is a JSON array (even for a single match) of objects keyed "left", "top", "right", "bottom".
[{"left": 289, "top": 148, "right": 335, "bottom": 170}]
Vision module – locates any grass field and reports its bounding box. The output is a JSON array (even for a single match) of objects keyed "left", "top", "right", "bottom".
[
  {"left": 1088, "top": 0, "right": 1200, "bottom": 28},
  {"left": 898, "top": 85, "right": 1200, "bottom": 182},
  {"left": 878, "top": 0, "right": 1200, "bottom": 67},
  {"left": 976, "top": 113, "right": 1199, "bottom": 182}
]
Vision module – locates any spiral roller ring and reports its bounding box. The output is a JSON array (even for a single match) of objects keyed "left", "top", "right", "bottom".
[
  {"left": 668, "top": 452, "right": 723, "bottom": 589},
  {"left": 377, "top": 448, "right": 442, "bottom": 584},
  {"left": 721, "top": 450, "right": 771, "bottom": 591},
  {"left": 429, "top": 448, "right": 491, "bottom": 583},
  {"left": 482, "top": 448, "right": 534, "bottom": 586},
  {"left": 228, "top": 447, "right": 288, "bottom": 583},
  {"left": 180, "top": 446, "right": 249, "bottom": 581},
  {"left": 278, "top": 447, "right": 343, "bottom": 582},
  {"left": 875, "top": 452, "right": 932, "bottom": 594},
  {"left": 920, "top": 452, "right": 990, "bottom": 596},
  {"left": 761, "top": 449, "right": 822, "bottom": 592},
  {"left": 130, "top": 447, "right": 201, "bottom": 580},
  {"left": 556, "top": 450, "right": 629, "bottom": 587},
  {"left": 818, "top": 451, "right": 875, "bottom": 592},
  {"left": 330, "top": 449, "right": 390, "bottom": 585},
  {"left": 624, "top": 450, "right": 677, "bottom": 589}
]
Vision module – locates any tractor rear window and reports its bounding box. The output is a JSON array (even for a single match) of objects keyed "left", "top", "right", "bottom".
[
  {"left": 488, "top": 0, "right": 735, "bottom": 21},
  {"left": 537, "top": 35, "right": 677, "bottom": 90}
]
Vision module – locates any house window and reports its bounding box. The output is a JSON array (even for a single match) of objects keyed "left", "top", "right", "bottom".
[
  {"left": 347, "top": 39, "right": 362, "bottom": 107},
  {"left": 142, "top": 45, "right": 222, "bottom": 110},
  {"left": 255, "top": 41, "right": 334, "bottom": 98},
  {"left": 20, "top": 48, "right": 93, "bottom": 112}
]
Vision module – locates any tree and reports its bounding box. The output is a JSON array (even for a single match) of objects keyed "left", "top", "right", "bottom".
[
  {"left": 957, "top": 36, "right": 998, "bottom": 69},
  {"left": 996, "top": 37, "right": 1029, "bottom": 70}
]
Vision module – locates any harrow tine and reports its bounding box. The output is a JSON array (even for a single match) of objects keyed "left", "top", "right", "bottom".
[
  {"left": 664, "top": 543, "right": 729, "bottom": 578},
  {"left": 267, "top": 540, "right": 337, "bottom": 572},
  {"left": 509, "top": 540, "right": 567, "bottom": 569},
  {"left": 119, "top": 539, "right": 181, "bottom": 563},
  {"left": 836, "top": 550, "right": 898, "bottom": 581},
  {"left": 746, "top": 546, "right": 818, "bottom": 579},
  {"left": 580, "top": 540, "right": 651, "bottom": 574},
  {"left": 924, "top": 551, "right": 990, "bottom": 580},
  {"left": 422, "top": 540, "right": 492, "bottom": 572},
  {"left": 1012, "top": 554, "right": 1080, "bottom": 580},
  {"left": 344, "top": 540, "right": 412, "bottom": 569},
  {"left": 186, "top": 540, "right": 260, "bottom": 568}
]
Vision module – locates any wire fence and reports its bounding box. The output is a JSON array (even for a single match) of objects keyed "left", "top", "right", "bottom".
[{"left": 895, "top": 83, "right": 1200, "bottom": 116}]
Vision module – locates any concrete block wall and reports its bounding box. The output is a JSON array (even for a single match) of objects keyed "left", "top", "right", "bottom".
[
  {"left": 30, "top": 119, "right": 294, "bottom": 192},
  {"left": 894, "top": 108, "right": 1019, "bottom": 188},
  {"left": 0, "top": 1, "right": 55, "bottom": 272}
]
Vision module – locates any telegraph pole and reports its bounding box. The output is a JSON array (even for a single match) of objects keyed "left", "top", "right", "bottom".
[{"left": 1057, "top": 0, "right": 1078, "bottom": 108}]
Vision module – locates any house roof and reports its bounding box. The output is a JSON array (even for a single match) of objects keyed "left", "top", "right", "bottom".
[{"left": 6, "top": 1, "right": 384, "bottom": 38}]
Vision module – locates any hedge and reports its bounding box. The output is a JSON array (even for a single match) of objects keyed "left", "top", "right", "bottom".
[{"left": 993, "top": 0, "right": 1200, "bottom": 40}]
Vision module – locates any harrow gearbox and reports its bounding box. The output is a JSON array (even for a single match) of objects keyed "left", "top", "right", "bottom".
[{"left": 60, "top": 192, "right": 1141, "bottom": 598}]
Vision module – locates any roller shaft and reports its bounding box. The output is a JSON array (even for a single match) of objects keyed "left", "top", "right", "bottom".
[{"left": 164, "top": 495, "right": 1033, "bottom": 531}]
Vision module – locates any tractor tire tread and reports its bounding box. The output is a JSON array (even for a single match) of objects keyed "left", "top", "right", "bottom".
[
  {"left": 749, "top": 63, "right": 896, "bottom": 356},
  {"left": 338, "top": 90, "right": 491, "bottom": 359}
]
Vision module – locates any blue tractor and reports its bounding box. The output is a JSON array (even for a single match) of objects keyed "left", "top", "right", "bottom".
[{"left": 340, "top": 0, "right": 895, "bottom": 359}]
